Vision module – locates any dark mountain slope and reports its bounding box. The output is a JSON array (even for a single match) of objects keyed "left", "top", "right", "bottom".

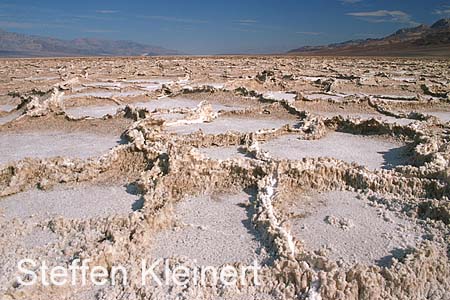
[
  {"left": 288, "top": 19, "right": 450, "bottom": 57},
  {"left": 0, "top": 29, "right": 180, "bottom": 57}
]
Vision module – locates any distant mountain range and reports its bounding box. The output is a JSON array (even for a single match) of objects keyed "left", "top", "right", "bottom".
[
  {"left": 0, "top": 29, "right": 180, "bottom": 57},
  {"left": 288, "top": 18, "right": 450, "bottom": 57},
  {"left": 2, "top": 19, "right": 449, "bottom": 57}
]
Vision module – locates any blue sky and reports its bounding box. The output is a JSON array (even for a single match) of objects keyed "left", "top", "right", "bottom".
[{"left": 0, "top": 0, "right": 449, "bottom": 54}]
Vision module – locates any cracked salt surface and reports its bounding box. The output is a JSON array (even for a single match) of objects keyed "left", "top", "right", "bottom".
[
  {"left": 0, "top": 104, "right": 15, "bottom": 112},
  {"left": 63, "top": 90, "right": 145, "bottom": 99},
  {"left": 64, "top": 97, "right": 247, "bottom": 119},
  {"left": 198, "top": 145, "right": 248, "bottom": 160},
  {"left": 134, "top": 97, "right": 247, "bottom": 112},
  {"left": 26, "top": 76, "right": 59, "bottom": 81},
  {"left": 168, "top": 116, "right": 295, "bottom": 135},
  {"left": 318, "top": 111, "right": 414, "bottom": 126},
  {"left": 0, "top": 131, "right": 121, "bottom": 166},
  {"left": 20, "top": 227, "right": 58, "bottom": 248},
  {"left": 150, "top": 191, "right": 271, "bottom": 266},
  {"left": 133, "top": 97, "right": 200, "bottom": 111},
  {"left": 263, "top": 91, "right": 297, "bottom": 103},
  {"left": 280, "top": 190, "right": 424, "bottom": 267},
  {"left": 152, "top": 112, "right": 186, "bottom": 121},
  {"left": 213, "top": 293, "right": 277, "bottom": 300},
  {"left": 0, "top": 223, "right": 59, "bottom": 295},
  {"left": 304, "top": 93, "right": 344, "bottom": 101},
  {"left": 0, "top": 185, "right": 140, "bottom": 220},
  {"left": 1, "top": 56, "right": 449, "bottom": 299},
  {"left": 65, "top": 104, "right": 120, "bottom": 118},
  {"left": 196, "top": 82, "right": 225, "bottom": 89},
  {"left": 261, "top": 132, "right": 409, "bottom": 170},
  {"left": 82, "top": 82, "right": 124, "bottom": 88},
  {"left": 426, "top": 111, "right": 450, "bottom": 123},
  {"left": 0, "top": 111, "right": 20, "bottom": 125},
  {"left": 123, "top": 78, "right": 173, "bottom": 84}
]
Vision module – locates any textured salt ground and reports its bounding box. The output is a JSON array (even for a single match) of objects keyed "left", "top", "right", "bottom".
[
  {"left": 0, "top": 184, "right": 140, "bottom": 220},
  {"left": 0, "top": 222, "right": 58, "bottom": 269},
  {"left": 300, "top": 76, "right": 327, "bottom": 82},
  {"left": 70, "top": 78, "right": 175, "bottom": 95},
  {"left": 425, "top": 111, "right": 450, "bottom": 123},
  {"left": 167, "top": 116, "right": 296, "bottom": 135},
  {"left": 82, "top": 81, "right": 124, "bottom": 88},
  {"left": 0, "top": 184, "right": 140, "bottom": 297},
  {"left": 132, "top": 97, "right": 200, "bottom": 111},
  {"left": 303, "top": 93, "right": 344, "bottom": 102},
  {"left": 64, "top": 98, "right": 199, "bottom": 118},
  {"left": 150, "top": 191, "right": 271, "bottom": 266},
  {"left": 153, "top": 112, "right": 186, "bottom": 121},
  {"left": 390, "top": 76, "right": 417, "bottom": 83},
  {"left": 135, "top": 97, "right": 248, "bottom": 112},
  {"left": 0, "top": 58, "right": 448, "bottom": 299},
  {"left": 318, "top": 112, "right": 414, "bottom": 126},
  {"left": 65, "top": 104, "right": 120, "bottom": 118},
  {"left": 19, "top": 227, "right": 58, "bottom": 248},
  {"left": 63, "top": 90, "right": 145, "bottom": 100},
  {"left": 0, "top": 104, "right": 15, "bottom": 112},
  {"left": 214, "top": 293, "right": 276, "bottom": 300},
  {"left": 122, "top": 78, "right": 174, "bottom": 84},
  {"left": 279, "top": 190, "right": 425, "bottom": 267},
  {"left": 0, "top": 111, "right": 21, "bottom": 125},
  {"left": 198, "top": 145, "right": 248, "bottom": 160},
  {"left": 260, "top": 132, "right": 409, "bottom": 170},
  {"left": 26, "top": 75, "right": 60, "bottom": 81},
  {"left": 0, "top": 223, "right": 60, "bottom": 295},
  {"left": 337, "top": 90, "right": 417, "bottom": 101},
  {"left": 263, "top": 91, "right": 297, "bottom": 102},
  {"left": 0, "top": 131, "right": 121, "bottom": 166},
  {"left": 82, "top": 79, "right": 168, "bottom": 89},
  {"left": 192, "top": 82, "right": 225, "bottom": 89}
]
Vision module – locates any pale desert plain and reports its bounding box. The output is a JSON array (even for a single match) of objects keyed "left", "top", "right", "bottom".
[{"left": 0, "top": 56, "right": 449, "bottom": 299}]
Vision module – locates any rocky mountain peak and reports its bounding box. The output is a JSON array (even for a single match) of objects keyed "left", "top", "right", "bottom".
[{"left": 431, "top": 18, "right": 450, "bottom": 29}]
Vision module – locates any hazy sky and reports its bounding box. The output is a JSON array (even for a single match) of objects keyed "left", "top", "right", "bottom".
[{"left": 0, "top": 0, "right": 449, "bottom": 54}]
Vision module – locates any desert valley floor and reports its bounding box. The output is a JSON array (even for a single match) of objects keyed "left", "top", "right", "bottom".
[{"left": 0, "top": 56, "right": 449, "bottom": 300}]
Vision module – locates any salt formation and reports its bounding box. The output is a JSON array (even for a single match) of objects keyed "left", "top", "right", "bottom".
[{"left": 0, "top": 56, "right": 449, "bottom": 300}]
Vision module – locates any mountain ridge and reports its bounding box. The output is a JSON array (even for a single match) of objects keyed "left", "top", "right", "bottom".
[
  {"left": 0, "top": 29, "right": 180, "bottom": 57},
  {"left": 288, "top": 18, "right": 450, "bottom": 57}
]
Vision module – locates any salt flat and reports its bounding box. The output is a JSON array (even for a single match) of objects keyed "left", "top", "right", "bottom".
[
  {"left": 260, "top": 132, "right": 409, "bottom": 169},
  {"left": 0, "top": 56, "right": 448, "bottom": 300}
]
